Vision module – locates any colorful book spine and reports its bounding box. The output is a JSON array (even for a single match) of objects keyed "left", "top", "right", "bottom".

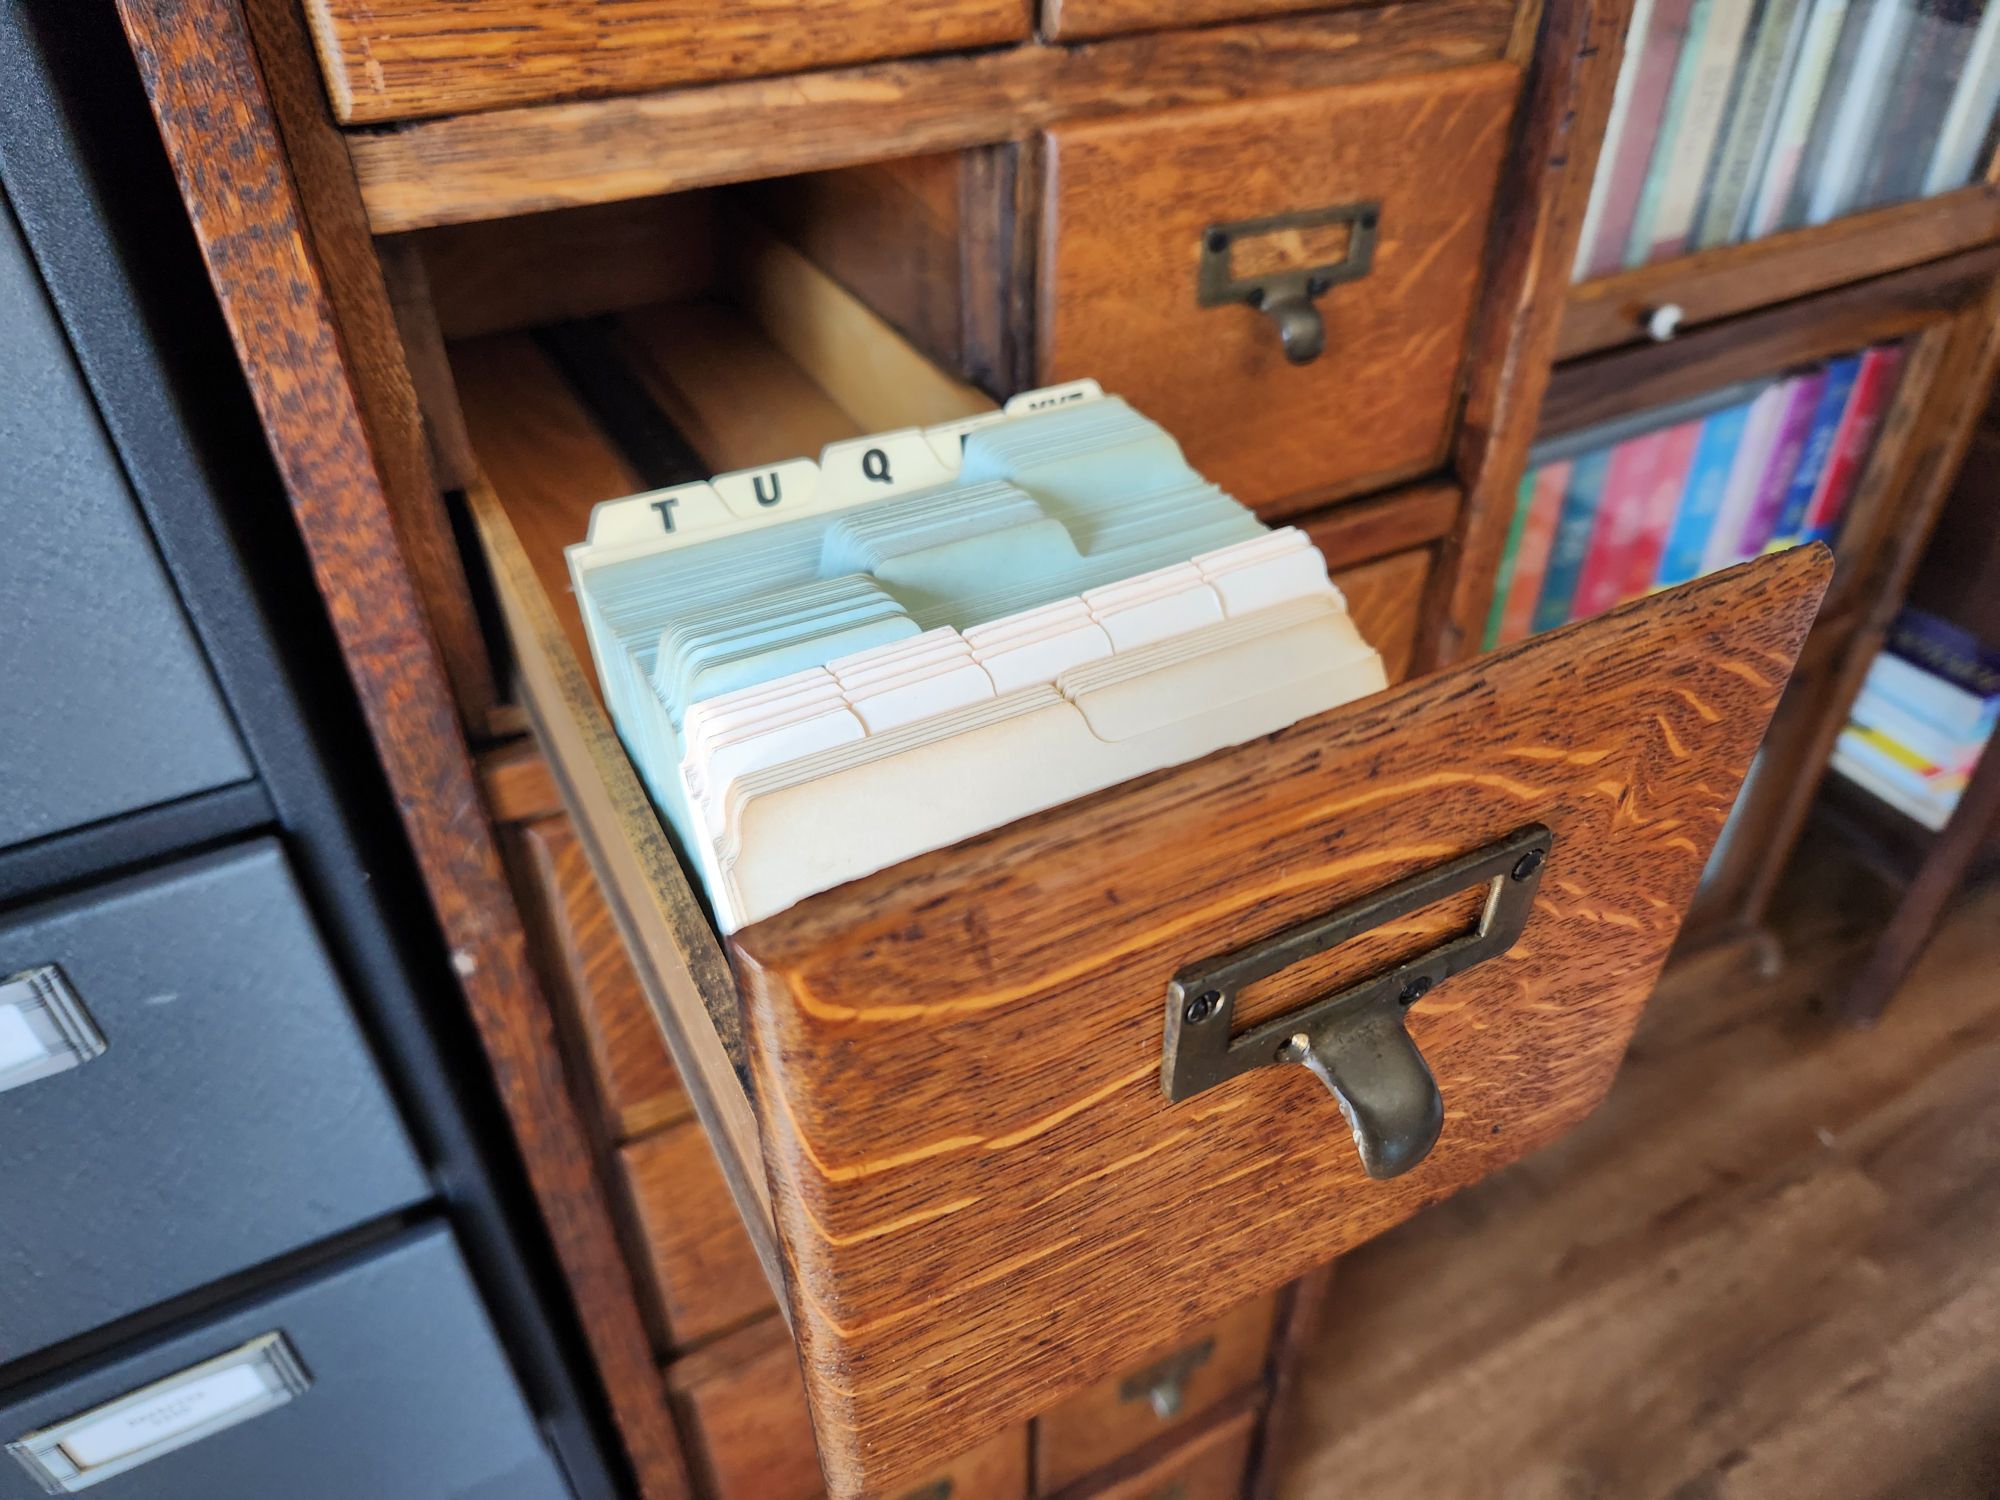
[
  {"left": 1831, "top": 738, "right": 1956, "bottom": 829},
  {"left": 1802, "top": 345, "right": 1904, "bottom": 542},
  {"left": 1851, "top": 684, "right": 1987, "bottom": 773},
  {"left": 1744, "top": 0, "right": 1853, "bottom": 235},
  {"left": 1532, "top": 448, "right": 1614, "bottom": 632},
  {"left": 1648, "top": 0, "right": 1763, "bottom": 260},
  {"left": 1656, "top": 398, "right": 1757, "bottom": 586},
  {"left": 1696, "top": 0, "right": 1812, "bottom": 248},
  {"left": 1573, "top": 432, "right": 1670, "bottom": 616},
  {"left": 1868, "top": 649, "right": 1999, "bottom": 743},
  {"left": 1498, "top": 460, "right": 1574, "bottom": 644},
  {"left": 1803, "top": 0, "right": 1918, "bottom": 224},
  {"left": 1582, "top": 0, "right": 1704, "bottom": 277},
  {"left": 1854, "top": 0, "right": 1983, "bottom": 211},
  {"left": 1764, "top": 354, "right": 1860, "bottom": 550},
  {"left": 1620, "top": 420, "right": 1706, "bottom": 598},
  {"left": 1577, "top": 0, "right": 1665, "bottom": 277},
  {"left": 1885, "top": 605, "right": 2000, "bottom": 709},
  {"left": 1730, "top": 372, "right": 1825, "bottom": 558},
  {"left": 1624, "top": 0, "right": 1720, "bottom": 266},
  {"left": 1923, "top": 0, "right": 2000, "bottom": 192},
  {"left": 1700, "top": 382, "right": 1792, "bottom": 572}
]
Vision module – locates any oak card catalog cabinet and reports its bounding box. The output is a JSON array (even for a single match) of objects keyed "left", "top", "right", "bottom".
[{"left": 109, "top": 0, "right": 1999, "bottom": 1490}]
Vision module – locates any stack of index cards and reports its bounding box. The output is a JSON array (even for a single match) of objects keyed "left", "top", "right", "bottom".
[{"left": 568, "top": 380, "right": 1387, "bottom": 931}]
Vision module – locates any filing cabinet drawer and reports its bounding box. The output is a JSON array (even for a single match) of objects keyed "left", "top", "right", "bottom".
[
  {"left": 618, "top": 1120, "right": 776, "bottom": 1351},
  {"left": 512, "top": 813, "right": 690, "bottom": 1142},
  {"left": 300, "top": 0, "right": 1031, "bottom": 124},
  {"left": 1034, "top": 1294, "right": 1277, "bottom": 1492},
  {"left": 461, "top": 236, "right": 1831, "bottom": 1494},
  {"left": 666, "top": 1315, "right": 1027, "bottom": 1500},
  {"left": 0, "top": 841, "right": 428, "bottom": 1361},
  {"left": 1038, "top": 65, "right": 1519, "bottom": 518},
  {"left": 1070, "top": 1402, "right": 1260, "bottom": 1500},
  {"left": 0, "top": 1225, "right": 566, "bottom": 1499},
  {"left": 0, "top": 172, "right": 251, "bottom": 854}
]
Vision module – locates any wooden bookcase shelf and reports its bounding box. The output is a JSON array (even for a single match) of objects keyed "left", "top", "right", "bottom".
[{"left": 1556, "top": 184, "right": 2000, "bottom": 362}]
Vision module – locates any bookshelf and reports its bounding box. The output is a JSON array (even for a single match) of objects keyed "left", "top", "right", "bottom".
[{"left": 1446, "top": 0, "right": 2000, "bottom": 959}]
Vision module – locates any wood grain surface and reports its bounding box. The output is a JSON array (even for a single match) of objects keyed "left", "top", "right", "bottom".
[
  {"left": 1558, "top": 183, "right": 2000, "bottom": 360},
  {"left": 667, "top": 1315, "right": 1031, "bottom": 1500},
  {"left": 113, "top": 5, "right": 696, "bottom": 1497},
  {"left": 1046, "top": 0, "right": 1370, "bottom": 41},
  {"left": 619, "top": 1121, "right": 780, "bottom": 1350},
  {"left": 302, "top": 0, "right": 1030, "bottom": 123},
  {"left": 1326, "top": 549, "right": 1433, "bottom": 685},
  {"left": 1038, "top": 63, "right": 1519, "bottom": 515},
  {"left": 514, "top": 815, "right": 690, "bottom": 1141},
  {"left": 346, "top": 4, "right": 1518, "bottom": 232},
  {"left": 729, "top": 547, "right": 1831, "bottom": 1495},
  {"left": 1296, "top": 483, "right": 1461, "bottom": 569},
  {"left": 1056, "top": 1398, "right": 1261, "bottom": 1500},
  {"left": 1035, "top": 1292, "right": 1278, "bottom": 1491},
  {"left": 1433, "top": 0, "right": 1638, "bottom": 669}
]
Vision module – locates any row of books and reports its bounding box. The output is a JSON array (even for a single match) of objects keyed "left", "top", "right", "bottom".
[
  {"left": 1484, "top": 343, "right": 1902, "bottom": 647},
  {"left": 1833, "top": 607, "right": 1999, "bottom": 829},
  {"left": 1577, "top": 0, "right": 2000, "bottom": 277}
]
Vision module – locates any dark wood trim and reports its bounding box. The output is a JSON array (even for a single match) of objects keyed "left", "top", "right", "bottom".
[
  {"left": 346, "top": 3, "right": 1517, "bottom": 233},
  {"left": 1429, "top": 0, "right": 1639, "bottom": 669},
  {"left": 1246, "top": 1264, "right": 1337, "bottom": 1500},
  {"left": 1538, "top": 244, "right": 2000, "bottom": 437},
  {"left": 1558, "top": 185, "right": 2000, "bottom": 360},
  {"left": 110, "top": 3, "right": 696, "bottom": 1496}
]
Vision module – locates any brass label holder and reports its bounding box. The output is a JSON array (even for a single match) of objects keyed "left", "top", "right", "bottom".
[
  {"left": 1195, "top": 200, "right": 1381, "bottom": 366},
  {"left": 1162, "top": 824, "right": 1552, "bottom": 1179}
]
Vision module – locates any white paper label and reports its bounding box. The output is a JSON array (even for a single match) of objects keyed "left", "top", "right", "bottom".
[
  {"left": 58, "top": 1366, "right": 268, "bottom": 1470},
  {"left": 0, "top": 1003, "right": 47, "bottom": 1076}
]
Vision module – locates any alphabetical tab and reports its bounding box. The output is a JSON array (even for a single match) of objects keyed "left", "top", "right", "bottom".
[
  {"left": 818, "top": 430, "right": 955, "bottom": 506},
  {"left": 1002, "top": 378, "right": 1105, "bottom": 417},
  {"left": 922, "top": 411, "right": 1010, "bottom": 470},
  {"left": 712, "top": 458, "right": 823, "bottom": 522},
  {"left": 586, "top": 482, "right": 732, "bottom": 548}
]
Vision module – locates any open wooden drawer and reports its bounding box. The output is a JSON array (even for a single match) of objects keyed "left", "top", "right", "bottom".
[{"left": 443, "top": 206, "right": 1829, "bottom": 1492}]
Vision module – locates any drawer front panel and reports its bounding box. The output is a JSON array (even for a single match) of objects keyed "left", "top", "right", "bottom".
[
  {"left": 0, "top": 173, "right": 251, "bottom": 853},
  {"left": 301, "top": 0, "right": 1032, "bottom": 124},
  {"left": 1035, "top": 1293, "right": 1277, "bottom": 1491},
  {"left": 668, "top": 1318, "right": 1026, "bottom": 1500},
  {"left": 619, "top": 1120, "right": 777, "bottom": 1350},
  {"left": 515, "top": 814, "right": 689, "bottom": 1141},
  {"left": 1072, "top": 1404, "right": 1259, "bottom": 1500},
  {"left": 0, "top": 841, "right": 428, "bottom": 1360},
  {"left": 1046, "top": 0, "right": 1335, "bottom": 39},
  {"left": 730, "top": 549, "right": 1831, "bottom": 1493},
  {"left": 0, "top": 1226, "right": 566, "bottom": 1500},
  {"left": 1327, "top": 549, "right": 1433, "bottom": 686},
  {"left": 1039, "top": 65, "right": 1518, "bottom": 518}
]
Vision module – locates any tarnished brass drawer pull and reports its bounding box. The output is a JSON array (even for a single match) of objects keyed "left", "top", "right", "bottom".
[
  {"left": 1162, "top": 824, "right": 1552, "bottom": 1178},
  {"left": 1195, "top": 201, "right": 1381, "bottom": 366}
]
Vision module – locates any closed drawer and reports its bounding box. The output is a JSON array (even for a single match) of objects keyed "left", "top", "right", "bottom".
[
  {"left": 0, "top": 171, "right": 250, "bottom": 854},
  {"left": 1045, "top": 0, "right": 1334, "bottom": 40},
  {"left": 666, "top": 1316, "right": 1026, "bottom": 1500},
  {"left": 1034, "top": 1294, "right": 1277, "bottom": 1492},
  {"left": 618, "top": 1120, "right": 776, "bottom": 1351},
  {"left": 0, "top": 841, "right": 428, "bottom": 1360},
  {"left": 1069, "top": 1401, "right": 1260, "bottom": 1500},
  {"left": 459, "top": 241, "right": 1830, "bottom": 1496},
  {"left": 1038, "top": 65, "right": 1519, "bottom": 518},
  {"left": 300, "top": 0, "right": 1031, "bottom": 124},
  {"left": 0, "top": 1225, "right": 566, "bottom": 1499},
  {"left": 512, "top": 813, "right": 689, "bottom": 1142}
]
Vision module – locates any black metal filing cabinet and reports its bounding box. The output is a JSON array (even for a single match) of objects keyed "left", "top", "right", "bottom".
[{"left": 0, "top": 8, "right": 622, "bottom": 1496}]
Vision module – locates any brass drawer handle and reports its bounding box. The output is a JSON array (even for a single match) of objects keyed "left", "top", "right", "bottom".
[
  {"left": 1195, "top": 201, "right": 1381, "bottom": 366},
  {"left": 1162, "top": 824, "right": 1552, "bottom": 1178},
  {"left": 1118, "top": 1336, "right": 1215, "bottom": 1420}
]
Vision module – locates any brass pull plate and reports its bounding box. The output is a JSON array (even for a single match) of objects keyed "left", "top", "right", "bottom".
[
  {"left": 1195, "top": 201, "right": 1380, "bottom": 365},
  {"left": 1161, "top": 824, "right": 1552, "bottom": 1178}
]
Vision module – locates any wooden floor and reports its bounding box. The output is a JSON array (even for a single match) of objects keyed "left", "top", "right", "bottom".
[{"left": 1277, "top": 829, "right": 2000, "bottom": 1500}]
